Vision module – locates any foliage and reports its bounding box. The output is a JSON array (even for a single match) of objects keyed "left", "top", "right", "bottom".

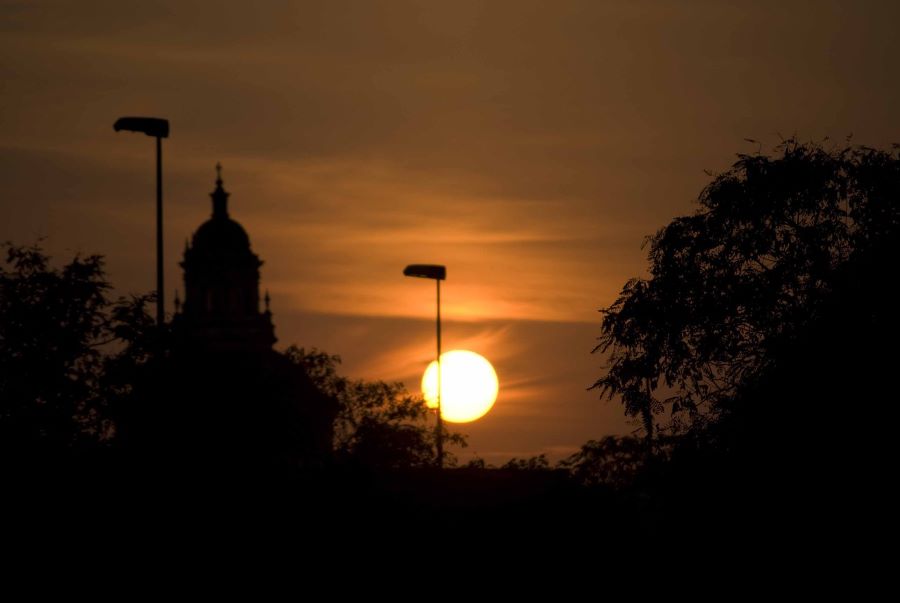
[
  {"left": 592, "top": 139, "right": 900, "bottom": 438},
  {"left": 559, "top": 436, "right": 655, "bottom": 489},
  {"left": 96, "top": 293, "right": 158, "bottom": 443},
  {"left": 0, "top": 242, "right": 154, "bottom": 448},
  {"left": 283, "top": 346, "right": 467, "bottom": 468},
  {"left": 500, "top": 454, "right": 550, "bottom": 471},
  {"left": 462, "top": 456, "right": 488, "bottom": 469}
]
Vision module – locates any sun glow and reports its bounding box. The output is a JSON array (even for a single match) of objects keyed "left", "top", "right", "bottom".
[{"left": 421, "top": 350, "right": 499, "bottom": 423}]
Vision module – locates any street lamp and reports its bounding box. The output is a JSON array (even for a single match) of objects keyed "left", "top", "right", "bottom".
[
  {"left": 403, "top": 264, "right": 447, "bottom": 469},
  {"left": 113, "top": 116, "right": 170, "bottom": 327}
]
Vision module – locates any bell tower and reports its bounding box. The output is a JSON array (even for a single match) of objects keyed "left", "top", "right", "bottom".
[{"left": 175, "top": 164, "right": 276, "bottom": 352}]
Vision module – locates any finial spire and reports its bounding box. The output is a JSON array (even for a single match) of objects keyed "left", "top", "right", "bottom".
[{"left": 211, "top": 162, "right": 230, "bottom": 219}]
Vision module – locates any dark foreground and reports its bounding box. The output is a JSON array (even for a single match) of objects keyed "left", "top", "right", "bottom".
[{"left": 4, "top": 450, "right": 872, "bottom": 561}]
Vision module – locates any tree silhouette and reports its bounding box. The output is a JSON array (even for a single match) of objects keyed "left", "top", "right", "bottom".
[
  {"left": 501, "top": 454, "right": 550, "bottom": 471},
  {"left": 592, "top": 139, "right": 900, "bottom": 440},
  {"left": 0, "top": 242, "right": 143, "bottom": 450},
  {"left": 285, "top": 346, "right": 467, "bottom": 468},
  {"left": 559, "top": 436, "right": 650, "bottom": 489}
]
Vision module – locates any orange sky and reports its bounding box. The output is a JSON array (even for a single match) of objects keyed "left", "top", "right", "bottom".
[{"left": 3, "top": 0, "right": 900, "bottom": 463}]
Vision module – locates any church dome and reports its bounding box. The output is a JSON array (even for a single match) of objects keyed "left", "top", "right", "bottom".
[
  {"left": 177, "top": 163, "right": 273, "bottom": 350},
  {"left": 189, "top": 163, "right": 252, "bottom": 256},
  {"left": 192, "top": 216, "right": 251, "bottom": 254}
]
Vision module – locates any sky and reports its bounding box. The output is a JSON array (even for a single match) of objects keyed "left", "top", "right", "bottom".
[{"left": 3, "top": 0, "right": 900, "bottom": 464}]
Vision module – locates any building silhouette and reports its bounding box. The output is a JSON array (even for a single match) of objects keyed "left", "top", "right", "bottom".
[
  {"left": 174, "top": 164, "right": 276, "bottom": 352},
  {"left": 149, "top": 165, "right": 334, "bottom": 475}
]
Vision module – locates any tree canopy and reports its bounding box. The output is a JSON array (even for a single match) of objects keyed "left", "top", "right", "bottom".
[
  {"left": 0, "top": 242, "right": 154, "bottom": 450},
  {"left": 285, "top": 346, "right": 466, "bottom": 469},
  {"left": 592, "top": 139, "right": 900, "bottom": 439}
]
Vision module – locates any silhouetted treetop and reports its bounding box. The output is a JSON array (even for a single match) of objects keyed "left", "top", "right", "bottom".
[
  {"left": 0, "top": 242, "right": 154, "bottom": 448},
  {"left": 592, "top": 139, "right": 900, "bottom": 437},
  {"left": 284, "top": 346, "right": 467, "bottom": 468}
]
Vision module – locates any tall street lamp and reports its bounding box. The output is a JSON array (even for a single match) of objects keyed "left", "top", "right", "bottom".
[
  {"left": 403, "top": 264, "right": 447, "bottom": 469},
  {"left": 113, "top": 116, "right": 170, "bottom": 327}
]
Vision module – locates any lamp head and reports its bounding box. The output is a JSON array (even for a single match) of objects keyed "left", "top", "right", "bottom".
[
  {"left": 403, "top": 264, "right": 446, "bottom": 280},
  {"left": 114, "top": 117, "right": 169, "bottom": 138}
]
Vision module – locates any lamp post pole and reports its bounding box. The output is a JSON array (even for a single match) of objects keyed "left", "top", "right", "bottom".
[
  {"left": 435, "top": 276, "right": 443, "bottom": 469},
  {"left": 114, "top": 117, "right": 169, "bottom": 328},
  {"left": 403, "top": 264, "right": 447, "bottom": 469},
  {"left": 155, "top": 135, "right": 164, "bottom": 327}
]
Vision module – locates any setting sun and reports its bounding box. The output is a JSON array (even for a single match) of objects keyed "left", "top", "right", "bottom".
[{"left": 421, "top": 350, "right": 499, "bottom": 423}]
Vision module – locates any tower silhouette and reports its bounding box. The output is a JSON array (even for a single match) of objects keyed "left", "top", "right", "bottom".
[
  {"left": 176, "top": 164, "right": 275, "bottom": 352},
  {"left": 153, "top": 165, "right": 335, "bottom": 475}
]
